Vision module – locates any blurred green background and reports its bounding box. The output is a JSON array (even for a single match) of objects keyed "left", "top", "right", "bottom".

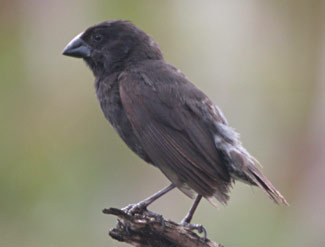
[{"left": 1, "top": 0, "right": 324, "bottom": 246}]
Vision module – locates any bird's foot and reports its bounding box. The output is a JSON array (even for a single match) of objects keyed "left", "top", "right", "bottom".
[
  {"left": 122, "top": 202, "right": 162, "bottom": 218},
  {"left": 180, "top": 221, "right": 207, "bottom": 241},
  {"left": 156, "top": 214, "right": 166, "bottom": 232},
  {"left": 122, "top": 203, "right": 166, "bottom": 232},
  {"left": 122, "top": 202, "right": 147, "bottom": 215}
]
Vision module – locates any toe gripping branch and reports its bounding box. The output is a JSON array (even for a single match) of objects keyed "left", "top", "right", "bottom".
[{"left": 103, "top": 207, "right": 223, "bottom": 247}]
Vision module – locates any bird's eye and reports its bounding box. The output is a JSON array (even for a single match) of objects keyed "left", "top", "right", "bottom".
[{"left": 93, "top": 34, "right": 103, "bottom": 42}]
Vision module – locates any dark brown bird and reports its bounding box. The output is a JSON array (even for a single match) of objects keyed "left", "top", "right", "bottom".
[{"left": 62, "top": 20, "right": 288, "bottom": 228}]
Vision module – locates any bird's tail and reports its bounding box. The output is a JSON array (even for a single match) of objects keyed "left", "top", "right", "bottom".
[
  {"left": 244, "top": 162, "right": 288, "bottom": 205},
  {"left": 229, "top": 149, "right": 289, "bottom": 205}
]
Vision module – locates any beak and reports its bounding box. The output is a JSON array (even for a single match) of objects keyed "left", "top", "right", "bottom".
[{"left": 62, "top": 32, "right": 91, "bottom": 58}]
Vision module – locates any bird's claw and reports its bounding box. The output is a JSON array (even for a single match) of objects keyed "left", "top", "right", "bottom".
[
  {"left": 122, "top": 203, "right": 166, "bottom": 232},
  {"left": 181, "top": 222, "right": 207, "bottom": 241},
  {"left": 156, "top": 214, "right": 166, "bottom": 232},
  {"left": 124, "top": 221, "right": 131, "bottom": 235},
  {"left": 122, "top": 202, "right": 147, "bottom": 215}
]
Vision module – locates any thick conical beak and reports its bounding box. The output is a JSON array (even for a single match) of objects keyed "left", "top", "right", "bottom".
[{"left": 62, "top": 32, "right": 91, "bottom": 58}]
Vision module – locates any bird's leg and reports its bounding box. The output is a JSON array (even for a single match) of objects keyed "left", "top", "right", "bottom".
[
  {"left": 180, "top": 194, "right": 207, "bottom": 240},
  {"left": 123, "top": 183, "right": 176, "bottom": 215},
  {"left": 181, "top": 194, "right": 202, "bottom": 224}
]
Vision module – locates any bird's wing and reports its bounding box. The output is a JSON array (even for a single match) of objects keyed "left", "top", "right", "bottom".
[{"left": 118, "top": 67, "right": 231, "bottom": 202}]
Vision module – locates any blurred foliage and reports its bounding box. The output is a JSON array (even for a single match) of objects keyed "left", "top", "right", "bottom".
[{"left": 1, "top": 1, "right": 324, "bottom": 247}]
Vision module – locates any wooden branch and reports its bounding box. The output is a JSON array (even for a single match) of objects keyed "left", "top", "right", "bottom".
[{"left": 103, "top": 207, "right": 223, "bottom": 247}]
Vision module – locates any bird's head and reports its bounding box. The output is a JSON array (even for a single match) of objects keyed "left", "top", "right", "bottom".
[{"left": 63, "top": 20, "right": 163, "bottom": 76}]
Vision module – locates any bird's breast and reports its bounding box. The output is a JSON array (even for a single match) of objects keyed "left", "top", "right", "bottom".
[{"left": 95, "top": 77, "right": 152, "bottom": 163}]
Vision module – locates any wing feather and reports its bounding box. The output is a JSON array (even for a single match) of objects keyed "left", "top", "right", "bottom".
[{"left": 119, "top": 73, "right": 231, "bottom": 202}]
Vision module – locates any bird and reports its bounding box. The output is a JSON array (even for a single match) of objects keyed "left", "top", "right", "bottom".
[{"left": 62, "top": 19, "right": 288, "bottom": 229}]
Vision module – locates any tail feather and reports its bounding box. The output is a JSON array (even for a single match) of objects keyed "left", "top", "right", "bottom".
[
  {"left": 228, "top": 149, "right": 288, "bottom": 205},
  {"left": 212, "top": 121, "right": 288, "bottom": 205},
  {"left": 245, "top": 164, "right": 288, "bottom": 205}
]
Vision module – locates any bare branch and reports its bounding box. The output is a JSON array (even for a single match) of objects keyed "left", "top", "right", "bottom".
[{"left": 103, "top": 208, "right": 223, "bottom": 247}]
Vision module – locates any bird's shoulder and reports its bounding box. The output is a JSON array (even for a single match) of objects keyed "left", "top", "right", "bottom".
[
  {"left": 118, "top": 60, "right": 208, "bottom": 105},
  {"left": 118, "top": 60, "right": 228, "bottom": 128}
]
